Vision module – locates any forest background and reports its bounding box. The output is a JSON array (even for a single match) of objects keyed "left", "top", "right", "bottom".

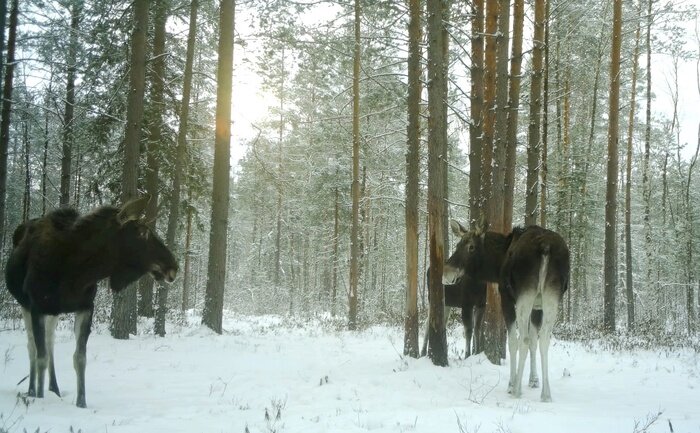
[{"left": 0, "top": 0, "right": 698, "bottom": 359}]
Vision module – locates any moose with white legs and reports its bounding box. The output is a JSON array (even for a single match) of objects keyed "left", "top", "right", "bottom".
[
  {"left": 421, "top": 270, "right": 486, "bottom": 358},
  {"left": 4, "top": 196, "right": 178, "bottom": 408},
  {"left": 442, "top": 220, "right": 569, "bottom": 402}
]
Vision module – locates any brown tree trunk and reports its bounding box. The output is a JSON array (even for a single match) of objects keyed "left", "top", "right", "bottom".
[
  {"left": 348, "top": 0, "right": 361, "bottom": 331},
  {"left": 0, "top": 0, "right": 18, "bottom": 248},
  {"left": 169, "top": 0, "right": 198, "bottom": 311},
  {"left": 112, "top": 0, "right": 149, "bottom": 340},
  {"left": 202, "top": 0, "right": 235, "bottom": 334},
  {"left": 603, "top": 0, "right": 623, "bottom": 333},
  {"left": 642, "top": 0, "right": 653, "bottom": 306},
  {"left": 524, "top": 0, "right": 545, "bottom": 226},
  {"left": 181, "top": 188, "right": 194, "bottom": 312},
  {"left": 426, "top": 0, "right": 449, "bottom": 367},
  {"left": 60, "top": 0, "right": 81, "bottom": 208},
  {"left": 150, "top": 0, "right": 169, "bottom": 336},
  {"left": 503, "top": 0, "right": 523, "bottom": 232},
  {"left": 403, "top": 0, "right": 422, "bottom": 358},
  {"left": 332, "top": 182, "right": 339, "bottom": 316},
  {"left": 469, "top": 0, "right": 484, "bottom": 227},
  {"left": 539, "top": 0, "right": 550, "bottom": 228},
  {"left": 625, "top": 10, "right": 641, "bottom": 331}
]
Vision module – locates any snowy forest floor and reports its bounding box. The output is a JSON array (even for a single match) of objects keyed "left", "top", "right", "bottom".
[{"left": 0, "top": 313, "right": 698, "bottom": 433}]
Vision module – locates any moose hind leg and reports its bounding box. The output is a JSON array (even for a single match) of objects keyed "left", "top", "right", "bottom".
[
  {"left": 513, "top": 290, "right": 537, "bottom": 398},
  {"left": 30, "top": 312, "right": 48, "bottom": 398},
  {"left": 21, "top": 308, "right": 37, "bottom": 397},
  {"left": 528, "top": 310, "right": 542, "bottom": 388},
  {"left": 74, "top": 310, "right": 93, "bottom": 408},
  {"left": 538, "top": 290, "right": 560, "bottom": 402},
  {"left": 45, "top": 315, "right": 61, "bottom": 396}
]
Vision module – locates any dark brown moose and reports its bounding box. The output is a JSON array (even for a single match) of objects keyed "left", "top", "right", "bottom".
[
  {"left": 443, "top": 220, "right": 569, "bottom": 402},
  {"left": 5, "top": 196, "right": 178, "bottom": 408},
  {"left": 421, "top": 270, "right": 486, "bottom": 358}
]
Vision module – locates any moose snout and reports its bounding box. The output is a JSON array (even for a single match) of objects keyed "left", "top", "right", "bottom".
[
  {"left": 164, "top": 268, "right": 177, "bottom": 283},
  {"left": 442, "top": 264, "right": 463, "bottom": 285}
]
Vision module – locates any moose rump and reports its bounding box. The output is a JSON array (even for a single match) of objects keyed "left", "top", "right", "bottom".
[{"left": 4, "top": 196, "right": 178, "bottom": 408}]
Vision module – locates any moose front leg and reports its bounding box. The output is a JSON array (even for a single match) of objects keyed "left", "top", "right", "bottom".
[
  {"left": 21, "top": 308, "right": 37, "bottom": 397},
  {"left": 73, "top": 309, "right": 93, "bottom": 408},
  {"left": 30, "top": 312, "right": 48, "bottom": 399},
  {"left": 45, "top": 315, "right": 61, "bottom": 396}
]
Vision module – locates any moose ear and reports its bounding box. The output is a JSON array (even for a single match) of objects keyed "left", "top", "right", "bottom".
[
  {"left": 474, "top": 216, "right": 489, "bottom": 236},
  {"left": 450, "top": 219, "right": 468, "bottom": 237},
  {"left": 117, "top": 195, "right": 151, "bottom": 225}
]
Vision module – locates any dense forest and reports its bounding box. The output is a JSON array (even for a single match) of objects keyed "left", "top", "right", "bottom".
[{"left": 0, "top": 0, "right": 698, "bottom": 358}]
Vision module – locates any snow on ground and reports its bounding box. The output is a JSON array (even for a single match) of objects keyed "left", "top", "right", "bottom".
[{"left": 0, "top": 313, "right": 698, "bottom": 433}]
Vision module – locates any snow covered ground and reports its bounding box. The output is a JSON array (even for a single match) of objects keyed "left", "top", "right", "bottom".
[{"left": 1, "top": 313, "right": 698, "bottom": 433}]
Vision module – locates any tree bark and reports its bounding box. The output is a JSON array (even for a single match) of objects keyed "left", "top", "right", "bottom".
[
  {"left": 403, "top": 0, "right": 421, "bottom": 358},
  {"left": 642, "top": 0, "right": 653, "bottom": 307},
  {"left": 168, "top": 0, "right": 199, "bottom": 312},
  {"left": 59, "top": 0, "right": 81, "bottom": 207},
  {"left": 524, "top": 0, "right": 544, "bottom": 226},
  {"left": 202, "top": 0, "right": 235, "bottom": 334},
  {"left": 503, "top": 0, "right": 523, "bottom": 232},
  {"left": 624, "top": 9, "right": 641, "bottom": 331},
  {"left": 603, "top": 0, "right": 622, "bottom": 333},
  {"left": 348, "top": 0, "right": 361, "bottom": 331},
  {"left": 0, "top": 0, "right": 18, "bottom": 248},
  {"left": 469, "top": 0, "right": 484, "bottom": 227},
  {"left": 426, "top": 0, "right": 449, "bottom": 367},
  {"left": 150, "top": 0, "right": 169, "bottom": 337}
]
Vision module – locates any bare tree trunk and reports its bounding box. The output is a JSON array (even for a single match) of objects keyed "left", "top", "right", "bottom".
[
  {"left": 60, "top": 0, "right": 81, "bottom": 207},
  {"left": 525, "top": 0, "right": 544, "bottom": 226},
  {"left": 642, "top": 0, "right": 653, "bottom": 306},
  {"left": 202, "top": 0, "right": 235, "bottom": 334},
  {"left": 111, "top": 0, "right": 149, "bottom": 340},
  {"left": 403, "top": 0, "right": 422, "bottom": 358},
  {"left": 539, "top": 0, "right": 550, "bottom": 228},
  {"left": 426, "top": 0, "right": 449, "bottom": 367},
  {"left": 42, "top": 101, "right": 49, "bottom": 215},
  {"left": 348, "top": 0, "right": 361, "bottom": 331},
  {"left": 150, "top": 0, "right": 169, "bottom": 337},
  {"left": 22, "top": 118, "right": 29, "bottom": 221},
  {"left": 503, "top": 0, "right": 523, "bottom": 232},
  {"left": 0, "top": 0, "right": 19, "bottom": 248},
  {"left": 332, "top": 182, "right": 339, "bottom": 316},
  {"left": 603, "top": 0, "right": 622, "bottom": 333},
  {"left": 181, "top": 188, "right": 194, "bottom": 312},
  {"left": 170, "top": 0, "right": 199, "bottom": 311},
  {"left": 274, "top": 48, "right": 286, "bottom": 289},
  {"left": 469, "top": 0, "right": 484, "bottom": 227},
  {"left": 625, "top": 9, "right": 641, "bottom": 331}
]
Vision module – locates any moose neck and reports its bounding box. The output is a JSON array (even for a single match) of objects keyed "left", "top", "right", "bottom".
[{"left": 478, "top": 231, "right": 512, "bottom": 282}]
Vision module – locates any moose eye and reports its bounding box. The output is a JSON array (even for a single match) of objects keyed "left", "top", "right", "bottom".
[
  {"left": 468, "top": 243, "right": 475, "bottom": 252},
  {"left": 138, "top": 226, "right": 150, "bottom": 239}
]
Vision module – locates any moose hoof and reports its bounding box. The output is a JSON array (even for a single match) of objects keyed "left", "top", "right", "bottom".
[
  {"left": 76, "top": 398, "right": 87, "bottom": 408},
  {"left": 49, "top": 385, "right": 61, "bottom": 397},
  {"left": 529, "top": 377, "right": 539, "bottom": 388}
]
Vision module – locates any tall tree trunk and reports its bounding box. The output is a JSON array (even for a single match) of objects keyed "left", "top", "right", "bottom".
[
  {"left": 60, "top": 0, "right": 81, "bottom": 207},
  {"left": 22, "top": 118, "right": 29, "bottom": 222},
  {"left": 348, "top": 0, "right": 361, "bottom": 331},
  {"left": 42, "top": 98, "right": 49, "bottom": 216},
  {"left": 603, "top": 0, "right": 622, "bottom": 333},
  {"left": 403, "top": 0, "right": 421, "bottom": 358},
  {"left": 181, "top": 188, "right": 194, "bottom": 312},
  {"left": 625, "top": 10, "right": 641, "bottom": 331},
  {"left": 426, "top": 0, "right": 449, "bottom": 367},
  {"left": 168, "top": 0, "right": 199, "bottom": 311},
  {"left": 332, "top": 182, "right": 339, "bottom": 316},
  {"left": 112, "top": 0, "right": 149, "bottom": 339},
  {"left": 469, "top": 0, "right": 484, "bottom": 227},
  {"left": 539, "top": 0, "right": 550, "bottom": 228},
  {"left": 525, "top": 0, "right": 544, "bottom": 226},
  {"left": 0, "top": 0, "right": 18, "bottom": 249},
  {"left": 642, "top": 0, "right": 653, "bottom": 306},
  {"left": 274, "top": 48, "right": 286, "bottom": 289},
  {"left": 503, "top": 0, "right": 523, "bottom": 232},
  {"left": 202, "top": 0, "right": 235, "bottom": 334},
  {"left": 150, "top": 0, "right": 169, "bottom": 337}
]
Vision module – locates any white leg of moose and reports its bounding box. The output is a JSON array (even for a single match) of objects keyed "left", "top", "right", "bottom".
[
  {"left": 462, "top": 307, "right": 473, "bottom": 358},
  {"left": 506, "top": 322, "right": 517, "bottom": 394},
  {"left": 538, "top": 292, "right": 560, "bottom": 402},
  {"left": 21, "top": 308, "right": 37, "bottom": 397},
  {"left": 30, "top": 312, "right": 48, "bottom": 399},
  {"left": 45, "top": 315, "right": 60, "bottom": 396},
  {"left": 73, "top": 310, "right": 93, "bottom": 408},
  {"left": 513, "top": 291, "right": 537, "bottom": 398},
  {"left": 528, "top": 323, "right": 539, "bottom": 388}
]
